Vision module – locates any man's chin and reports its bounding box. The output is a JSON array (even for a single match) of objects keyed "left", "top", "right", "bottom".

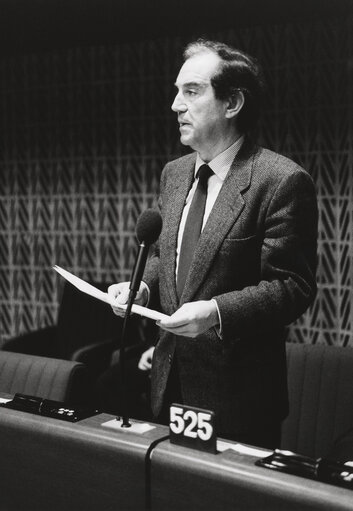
[{"left": 180, "top": 135, "right": 193, "bottom": 147}]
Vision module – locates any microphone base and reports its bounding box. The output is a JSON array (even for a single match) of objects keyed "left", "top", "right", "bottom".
[
  {"left": 120, "top": 417, "right": 132, "bottom": 428},
  {"left": 101, "top": 418, "right": 156, "bottom": 435}
]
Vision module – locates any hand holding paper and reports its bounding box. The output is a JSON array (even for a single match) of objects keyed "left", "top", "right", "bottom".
[
  {"left": 107, "top": 281, "right": 149, "bottom": 318},
  {"left": 53, "top": 265, "right": 169, "bottom": 322}
]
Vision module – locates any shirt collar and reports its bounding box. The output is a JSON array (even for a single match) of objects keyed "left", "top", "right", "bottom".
[{"left": 195, "top": 136, "right": 244, "bottom": 181}]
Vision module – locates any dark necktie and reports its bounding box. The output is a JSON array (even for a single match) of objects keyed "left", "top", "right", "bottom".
[{"left": 176, "top": 164, "right": 213, "bottom": 298}]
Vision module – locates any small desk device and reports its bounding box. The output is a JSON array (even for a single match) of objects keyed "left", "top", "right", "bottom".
[
  {"left": 0, "top": 393, "right": 99, "bottom": 422},
  {"left": 256, "top": 449, "right": 353, "bottom": 490}
]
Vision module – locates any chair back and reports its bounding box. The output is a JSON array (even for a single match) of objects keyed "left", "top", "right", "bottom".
[
  {"left": 0, "top": 351, "right": 91, "bottom": 403},
  {"left": 282, "top": 342, "right": 353, "bottom": 458}
]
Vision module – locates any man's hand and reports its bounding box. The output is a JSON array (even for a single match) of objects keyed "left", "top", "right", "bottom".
[
  {"left": 107, "top": 281, "right": 149, "bottom": 317},
  {"left": 138, "top": 346, "right": 155, "bottom": 371},
  {"left": 157, "top": 300, "right": 219, "bottom": 338}
]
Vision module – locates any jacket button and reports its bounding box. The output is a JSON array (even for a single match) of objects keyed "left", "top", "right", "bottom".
[{"left": 168, "top": 354, "right": 172, "bottom": 364}]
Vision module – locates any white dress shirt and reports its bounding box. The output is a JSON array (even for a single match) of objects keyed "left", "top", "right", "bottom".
[{"left": 176, "top": 136, "right": 244, "bottom": 274}]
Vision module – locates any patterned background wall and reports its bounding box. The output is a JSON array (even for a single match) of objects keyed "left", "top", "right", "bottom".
[{"left": 0, "top": 16, "right": 352, "bottom": 346}]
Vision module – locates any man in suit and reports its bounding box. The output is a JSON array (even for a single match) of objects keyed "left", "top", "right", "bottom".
[{"left": 109, "top": 39, "right": 318, "bottom": 448}]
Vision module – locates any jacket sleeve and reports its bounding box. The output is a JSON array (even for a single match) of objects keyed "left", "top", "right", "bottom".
[{"left": 214, "top": 169, "right": 318, "bottom": 340}]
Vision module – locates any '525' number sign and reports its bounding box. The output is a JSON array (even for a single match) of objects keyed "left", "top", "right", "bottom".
[{"left": 169, "top": 404, "right": 217, "bottom": 454}]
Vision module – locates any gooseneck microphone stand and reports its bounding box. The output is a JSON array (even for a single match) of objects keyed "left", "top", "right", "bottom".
[
  {"left": 118, "top": 241, "right": 149, "bottom": 428},
  {"left": 116, "top": 208, "right": 162, "bottom": 428},
  {"left": 118, "top": 290, "right": 135, "bottom": 428}
]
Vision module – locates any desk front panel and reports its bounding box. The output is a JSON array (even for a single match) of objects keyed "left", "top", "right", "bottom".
[
  {"left": 150, "top": 440, "right": 353, "bottom": 511},
  {"left": 0, "top": 405, "right": 167, "bottom": 511}
]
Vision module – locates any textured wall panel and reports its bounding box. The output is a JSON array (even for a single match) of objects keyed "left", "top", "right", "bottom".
[{"left": 0, "top": 18, "right": 352, "bottom": 348}]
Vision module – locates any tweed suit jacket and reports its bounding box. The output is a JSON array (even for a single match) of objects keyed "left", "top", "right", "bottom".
[{"left": 143, "top": 139, "right": 318, "bottom": 438}]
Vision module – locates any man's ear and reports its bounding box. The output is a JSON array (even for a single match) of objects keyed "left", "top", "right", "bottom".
[{"left": 225, "top": 89, "right": 245, "bottom": 119}]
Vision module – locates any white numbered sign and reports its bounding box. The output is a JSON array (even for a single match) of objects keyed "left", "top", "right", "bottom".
[{"left": 169, "top": 403, "right": 217, "bottom": 453}]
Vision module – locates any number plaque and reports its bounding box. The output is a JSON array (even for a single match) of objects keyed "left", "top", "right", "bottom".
[{"left": 169, "top": 403, "right": 217, "bottom": 454}]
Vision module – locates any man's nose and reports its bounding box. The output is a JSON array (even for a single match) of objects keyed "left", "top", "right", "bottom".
[{"left": 171, "top": 91, "right": 187, "bottom": 113}]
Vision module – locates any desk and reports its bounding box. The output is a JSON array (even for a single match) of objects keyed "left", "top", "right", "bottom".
[
  {"left": 0, "top": 399, "right": 352, "bottom": 511},
  {"left": 0, "top": 402, "right": 168, "bottom": 511},
  {"left": 150, "top": 440, "right": 353, "bottom": 511}
]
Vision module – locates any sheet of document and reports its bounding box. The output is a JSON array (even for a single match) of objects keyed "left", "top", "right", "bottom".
[
  {"left": 217, "top": 440, "right": 271, "bottom": 458},
  {"left": 53, "top": 265, "right": 169, "bottom": 322}
]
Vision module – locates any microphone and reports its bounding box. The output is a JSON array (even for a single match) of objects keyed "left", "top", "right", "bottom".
[
  {"left": 118, "top": 208, "right": 162, "bottom": 428},
  {"left": 129, "top": 209, "right": 162, "bottom": 295}
]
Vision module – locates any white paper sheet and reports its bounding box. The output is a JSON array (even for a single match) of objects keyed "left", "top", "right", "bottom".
[
  {"left": 0, "top": 398, "right": 11, "bottom": 404},
  {"left": 217, "top": 440, "right": 271, "bottom": 458},
  {"left": 53, "top": 265, "right": 169, "bottom": 322}
]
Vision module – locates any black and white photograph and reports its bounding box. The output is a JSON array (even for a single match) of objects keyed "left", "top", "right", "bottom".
[{"left": 0, "top": 0, "right": 352, "bottom": 509}]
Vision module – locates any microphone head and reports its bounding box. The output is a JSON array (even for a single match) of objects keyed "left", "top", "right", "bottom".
[{"left": 136, "top": 209, "right": 162, "bottom": 245}]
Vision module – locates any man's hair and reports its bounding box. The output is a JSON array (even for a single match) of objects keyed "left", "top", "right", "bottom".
[{"left": 183, "top": 39, "right": 266, "bottom": 133}]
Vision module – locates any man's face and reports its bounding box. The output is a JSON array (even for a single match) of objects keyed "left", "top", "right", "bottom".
[{"left": 172, "top": 52, "right": 230, "bottom": 155}]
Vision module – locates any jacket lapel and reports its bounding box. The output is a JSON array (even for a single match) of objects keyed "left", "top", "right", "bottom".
[
  {"left": 179, "top": 143, "right": 256, "bottom": 304},
  {"left": 160, "top": 154, "right": 196, "bottom": 311}
]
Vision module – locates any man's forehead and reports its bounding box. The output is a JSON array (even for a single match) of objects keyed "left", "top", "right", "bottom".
[{"left": 175, "top": 52, "right": 221, "bottom": 86}]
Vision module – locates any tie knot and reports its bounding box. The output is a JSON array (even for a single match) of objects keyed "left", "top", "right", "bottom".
[{"left": 197, "top": 164, "right": 213, "bottom": 187}]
